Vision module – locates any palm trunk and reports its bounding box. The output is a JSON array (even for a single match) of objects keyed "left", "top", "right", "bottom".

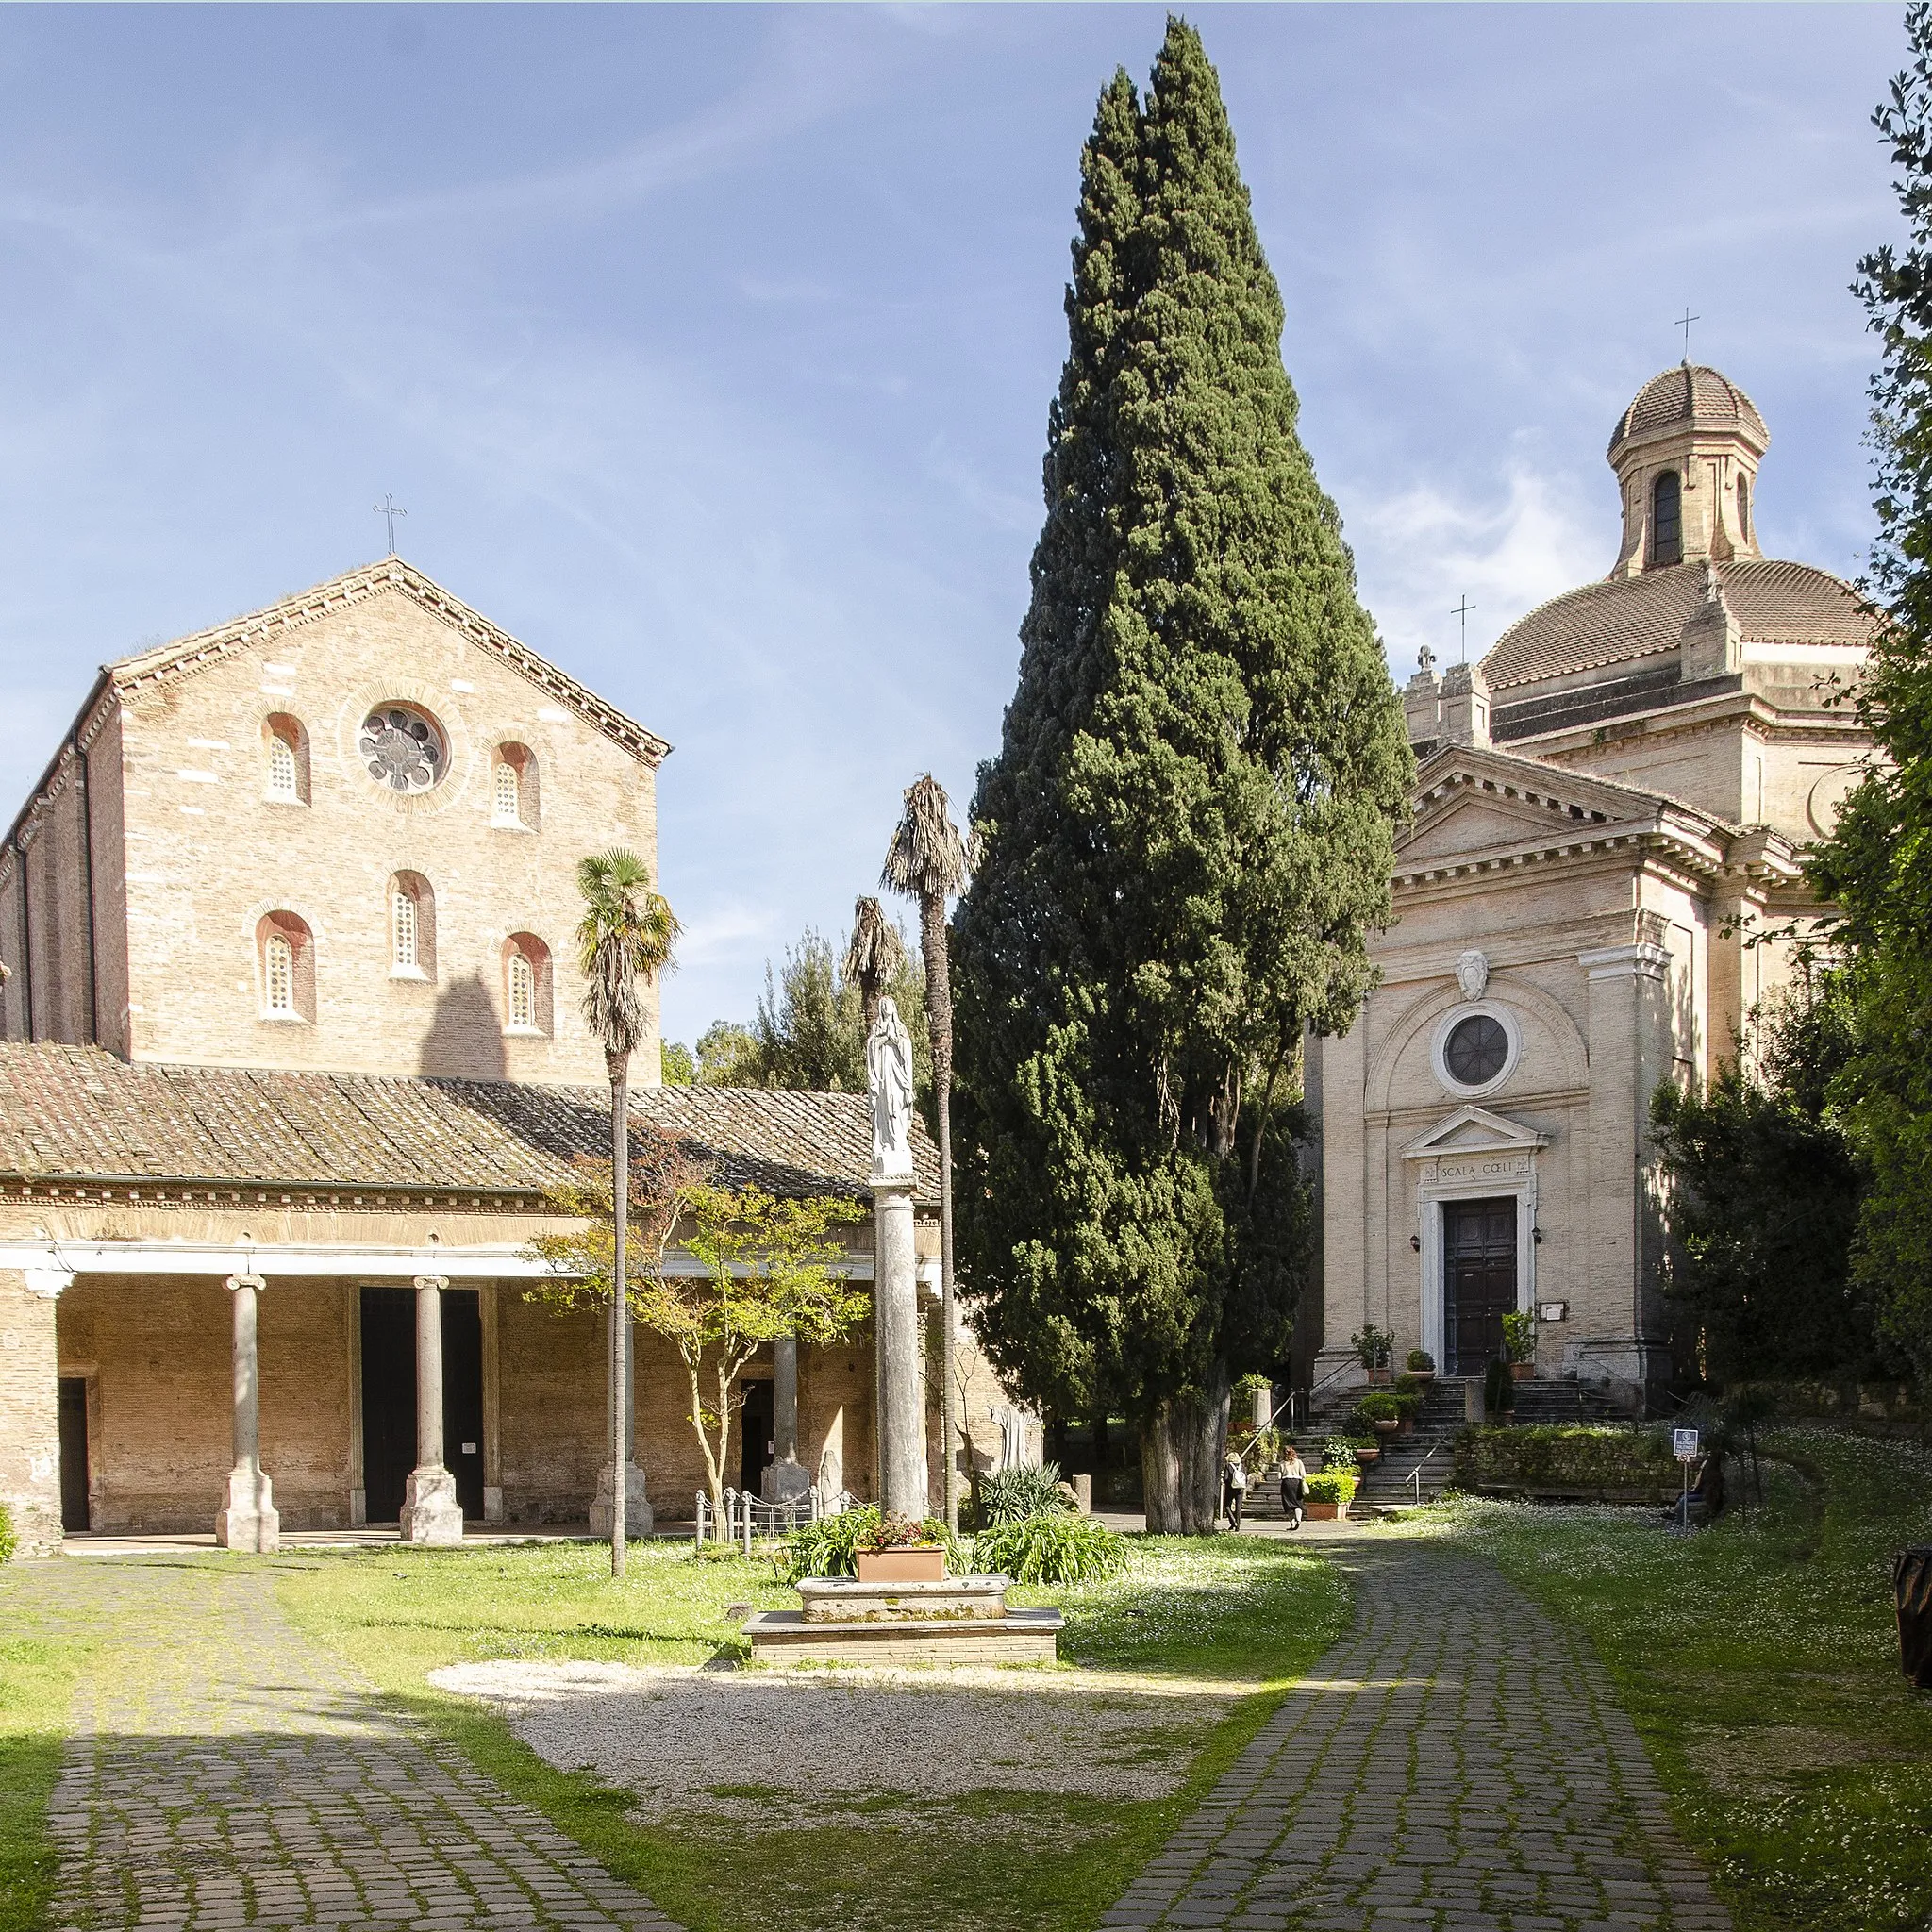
[
  {"left": 919, "top": 889, "right": 958, "bottom": 1534},
  {"left": 608, "top": 1049, "right": 630, "bottom": 1577}
]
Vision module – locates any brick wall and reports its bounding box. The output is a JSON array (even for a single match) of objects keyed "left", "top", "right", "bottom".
[{"left": 0, "top": 1272, "right": 61, "bottom": 1556}]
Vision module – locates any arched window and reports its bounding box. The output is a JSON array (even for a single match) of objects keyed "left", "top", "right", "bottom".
[
  {"left": 262, "top": 713, "right": 308, "bottom": 805},
  {"left": 257, "top": 911, "right": 314, "bottom": 1022},
  {"left": 387, "top": 873, "right": 436, "bottom": 979},
  {"left": 1736, "top": 473, "right": 1751, "bottom": 544},
  {"left": 491, "top": 744, "right": 539, "bottom": 830},
  {"left": 1651, "top": 471, "right": 1683, "bottom": 567},
  {"left": 503, "top": 933, "right": 553, "bottom": 1036}
]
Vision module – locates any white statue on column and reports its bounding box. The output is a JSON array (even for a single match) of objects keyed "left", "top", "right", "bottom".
[{"left": 866, "top": 995, "right": 916, "bottom": 1180}]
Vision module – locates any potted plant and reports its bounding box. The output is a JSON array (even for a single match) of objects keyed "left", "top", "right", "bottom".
[
  {"left": 1352, "top": 1324, "right": 1395, "bottom": 1386},
  {"left": 1392, "top": 1391, "right": 1422, "bottom": 1437},
  {"left": 1356, "top": 1391, "right": 1403, "bottom": 1437},
  {"left": 854, "top": 1510, "right": 948, "bottom": 1584},
  {"left": 1349, "top": 1434, "right": 1380, "bottom": 1467},
  {"left": 1304, "top": 1466, "right": 1357, "bottom": 1521},
  {"left": 1406, "top": 1348, "right": 1436, "bottom": 1385},
  {"left": 1502, "top": 1310, "right": 1538, "bottom": 1381}
]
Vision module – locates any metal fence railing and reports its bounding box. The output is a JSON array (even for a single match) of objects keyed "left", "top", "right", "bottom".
[{"left": 693, "top": 1485, "right": 853, "bottom": 1552}]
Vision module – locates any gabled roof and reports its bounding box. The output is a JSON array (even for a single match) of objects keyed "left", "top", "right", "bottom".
[
  {"left": 1482, "top": 558, "right": 1872, "bottom": 692},
  {"left": 104, "top": 556, "right": 672, "bottom": 766},
  {"left": 1402, "top": 1105, "right": 1547, "bottom": 1159},
  {"left": 0, "top": 1044, "right": 937, "bottom": 1208}
]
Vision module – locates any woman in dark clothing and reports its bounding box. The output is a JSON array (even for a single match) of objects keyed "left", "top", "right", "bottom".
[{"left": 1278, "top": 1441, "right": 1308, "bottom": 1531}]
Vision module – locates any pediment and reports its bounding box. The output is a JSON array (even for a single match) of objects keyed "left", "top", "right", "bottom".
[
  {"left": 1402, "top": 1105, "right": 1547, "bottom": 1159},
  {"left": 1399, "top": 790, "right": 1595, "bottom": 863}
]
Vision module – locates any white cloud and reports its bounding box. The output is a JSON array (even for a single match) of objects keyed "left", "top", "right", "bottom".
[{"left": 1350, "top": 457, "right": 1606, "bottom": 680}]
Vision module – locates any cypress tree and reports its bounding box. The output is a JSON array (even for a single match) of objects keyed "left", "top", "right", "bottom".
[{"left": 953, "top": 19, "right": 1411, "bottom": 1532}]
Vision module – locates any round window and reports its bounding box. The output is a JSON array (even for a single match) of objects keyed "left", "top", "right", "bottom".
[
  {"left": 358, "top": 706, "right": 446, "bottom": 794},
  {"left": 1444, "top": 1013, "right": 1510, "bottom": 1088}
]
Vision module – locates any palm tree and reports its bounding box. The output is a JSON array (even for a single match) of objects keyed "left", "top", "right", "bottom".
[
  {"left": 882, "top": 775, "right": 975, "bottom": 1534},
  {"left": 575, "top": 848, "right": 681, "bottom": 1577},
  {"left": 842, "top": 896, "right": 906, "bottom": 1037}
]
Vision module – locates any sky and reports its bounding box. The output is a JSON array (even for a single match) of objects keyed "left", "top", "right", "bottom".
[{"left": 0, "top": 2, "right": 1910, "bottom": 1049}]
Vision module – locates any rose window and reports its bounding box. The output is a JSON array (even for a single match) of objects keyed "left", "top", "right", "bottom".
[
  {"left": 358, "top": 706, "right": 446, "bottom": 793},
  {"left": 1444, "top": 1013, "right": 1509, "bottom": 1087}
]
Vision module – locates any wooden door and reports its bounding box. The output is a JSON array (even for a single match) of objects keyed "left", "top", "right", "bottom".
[{"left": 1443, "top": 1197, "right": 1518, "bottom": 1376}]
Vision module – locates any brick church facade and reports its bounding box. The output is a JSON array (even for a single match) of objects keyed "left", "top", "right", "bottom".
[{"left": 0, "top": 559, "right": 948, "bottom": 1556}]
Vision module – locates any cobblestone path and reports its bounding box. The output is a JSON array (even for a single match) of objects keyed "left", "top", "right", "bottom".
[
  {"left": 8, "top": 1558, "right": 681, "bottom": 1932},
  {"left": 1104, "top": 1531, "right": 1730, "bottom": 1932}
]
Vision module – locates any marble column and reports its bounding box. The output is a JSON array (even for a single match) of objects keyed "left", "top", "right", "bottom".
[
  {"left": 590, "top": 1307, "right": 653, "bottom": 1537},
  {"left": 215, "top": 1274, "right": 279, "bottom": 1552},
  {"left": 761, "top": 1334, "right": 811, "bottom": 1504},
  {"left": 874, "top": 1177, "right": 925, "bottom": 1519},
  {"left": 399, "top": 1274, "right": 463, "bottom": 1544}
]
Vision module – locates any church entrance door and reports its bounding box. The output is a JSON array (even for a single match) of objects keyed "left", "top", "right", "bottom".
[
  {"left": 359, "top": 1288, "right": 485, "bottom": 1523},
  {"left": 1442, "top": 1197, "right": 1518, "bottom": 1377}
]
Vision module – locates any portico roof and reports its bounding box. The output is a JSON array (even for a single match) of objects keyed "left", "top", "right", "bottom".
[{"left": 0, "top": 1043, "right": 938, "bottom": 1208}]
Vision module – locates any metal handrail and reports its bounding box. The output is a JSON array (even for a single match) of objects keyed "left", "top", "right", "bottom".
[{"left": 1407, "top": 1445, "right": 1442, "bottom": 1503}]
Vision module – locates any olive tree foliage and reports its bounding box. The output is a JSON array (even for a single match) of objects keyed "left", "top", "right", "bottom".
[
  {"left": 526, "top": 1146, "right": 866, "bottom": 1531},
  {"left": 951, "top": 21, "right": 1410, "bottom": 1533},
  {"left": 1809, "top": 3, "right": 1932, "bottom": 1381}
]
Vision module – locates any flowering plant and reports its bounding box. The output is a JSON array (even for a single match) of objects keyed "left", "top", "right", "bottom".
[{"left": 859, "top": 1510, "right": 940, "bottom": 1552}]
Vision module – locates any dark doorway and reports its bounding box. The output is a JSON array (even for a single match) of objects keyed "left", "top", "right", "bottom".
[
  {"left": 360, "top": 1288, "right": 485, "bottom": 1523},
  {"left": 1443, "top": 1197, "right": 1519, "bottom": 1377},
  {"left": 739, "top": 1378, "right": 774, "bottom": 1496},
  {"left": 58, "top": 1377, "right": 89, "bottom": 1532}
]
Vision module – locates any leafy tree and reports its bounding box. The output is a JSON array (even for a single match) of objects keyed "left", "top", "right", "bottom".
[
  {"left": 1650, "top": 979, "right": 1886, "bottom": 1383},
  {"left": 660, "top": 1041, "right": 696, "bottom": 1085},
  {"left": 695, "top": 1020, "right": 759, "bottom": 1086},
  {"left": 952, "top": 21, "right": 1410, "bottom": 1532},
  {"left": 1809, "top": 4, "right": 1932, "bottom": 1381},
  {"left": 883, "top": 774, "right": 976, "bottom": 1532},
  {"left": 529, "top": 1162, "right": 864, "bottom": 1533},
  {"left": 575, "top": 849, "right": 679, "bottom": 1574}
]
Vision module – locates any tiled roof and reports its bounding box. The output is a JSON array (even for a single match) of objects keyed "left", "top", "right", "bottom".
[
  {"left": 1607, "top": 364, "right": 1767, "bottom": 458},
  {"left": 0, "top": 1044, "right": 936, "bottom": 1207},
  {"left": 1482, "top": 558, "right": 1873, "bottom": 692}
]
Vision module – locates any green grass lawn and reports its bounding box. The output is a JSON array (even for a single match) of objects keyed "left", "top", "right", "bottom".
[
  {"left": 1436, "top": 1429, "right": 1932, "bottom": 1932},
  {"left": 274, "top": 1533, "right": 1350, "bottom": 1932}
]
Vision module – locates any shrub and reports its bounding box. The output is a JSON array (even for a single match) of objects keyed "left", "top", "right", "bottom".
[
  {"left": 1305, "top": 1467, "right": 1357, "bottom": 1506},
  {"left": 1484, "top": 1357, "right": 1516, "bottom": 1413},
  {"left": 0, "top": 1500, "right": 14, "bottom": 1566},
  {"left": 973, "top": 1512, "right": 1130, "bottom": 1585},
  {"left": 1355, "top": 1391, "right": 1403, "bottom": 1424},
  {"left": 1322, "top": 1436, "right": 1358, "bottom": 1470},
  {"left": 1501, "top": 1309, "right": 1538, "bottom": 1363},
  {"left": 1407, "top": 1349, "right": 1436, "bottom": 1372},
  {"left": 1351, "top": 1324, "right": 1394, "bottom": 1369},
  {"left": 1452, "top": 1424, "right": 1674, "bottom": 1502},
  {"left": 974, "top": 1461, "right": 1075, "bottom": 1528},
  {"left": 783, "top": 1507, "right": 962, "bottom": 1583}
]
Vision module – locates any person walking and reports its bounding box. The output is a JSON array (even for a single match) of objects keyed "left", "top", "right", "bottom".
[
  {"left": 1278, "top": 1441, "right": 1308, "bottom": 1531},
  {"left": 1224, "top": 1452, "right": 1249, "bottom": 1531}
]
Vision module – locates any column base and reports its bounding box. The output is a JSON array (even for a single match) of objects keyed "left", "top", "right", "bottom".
[
  {"left": 215, "top": 1468, "right": 280, "bottom": 1553},
  {"left": 761, "top": 1456, "right": 812, "bottom": 1505},
  {"left": 589, "top": 1462, "right": 654, "bottom": 1538},
  {"left": 399, "top": 1465, "right": 464, "bottom": 1545}
]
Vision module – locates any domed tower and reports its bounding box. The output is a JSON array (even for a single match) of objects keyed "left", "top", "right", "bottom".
[{"left": 1607, "top": 364, "right": 1768, "bottom": 578}]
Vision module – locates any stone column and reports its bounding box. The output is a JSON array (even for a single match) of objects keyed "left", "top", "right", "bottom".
[
  {"left": 590, "top": 1307, "right": 654, "bottom": 1537},
  {"left": 762, "top": 1334, "right": 811, "bottom": 1503},
  {"left": 874, "top": 1177, "right": 925, "bottom": 1519},
  {"left": 4, "top": 1265, "right": 70, "bottom": 1557},
  {"left": 399, "top": 1274, "right": 463, "bottom": 1544},
  {"left": 215, "top": 1274, "right": 279, "bottom": 1552}
]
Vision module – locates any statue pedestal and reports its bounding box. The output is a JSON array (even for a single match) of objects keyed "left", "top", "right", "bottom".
[
  {"left": 590, "top": 1462, "right": 655, "bottom": 1538},
  {"left": 873, "top": 1173, "right": 925, "bottom": 1520},
  {"left": 400, "top": 1465, "right": 464, "bottom": 1545},
  {"left": 215, "top": 1467, "right": 279, "bottom": 1553},
  {"left": 761, "top": 1457, "right": 812, "bottom": 1505}
]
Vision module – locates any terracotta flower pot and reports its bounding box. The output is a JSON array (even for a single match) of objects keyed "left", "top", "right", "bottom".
[
  {"left": 1509, "top": 1362, "right": 1535, "bottom": 1382},
  {"left": 1407, "top": 1369, "right": 1436, "bottom": 1385},
  {"left": 1304, "top": 1501, "right": 1349, "bottom": 1521},
  {"left": 1373, "top": 1417, "right": 1402, "bottom": 1436},
  {"left": 1366, "top": 1368, "right": 1392, "bottom": 1386},
  {"left": 1353, "top": 1446, "right": 1379, "bottom": 1465},
  {"left": 856, "top": 1546, "right": 946, "bottom": 1584}
]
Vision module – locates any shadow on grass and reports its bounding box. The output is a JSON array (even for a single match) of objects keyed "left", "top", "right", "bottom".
[{"left": 0, "top": 1731, "right": 64, "bottom": 1932}]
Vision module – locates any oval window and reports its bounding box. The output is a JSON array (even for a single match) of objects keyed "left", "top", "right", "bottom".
[
  {"left": 358, "top": 705, "right": 446, "bottom": 794},
  {"left": 1445, "top": 1013, "right": 1510, "bottom": 1087}
]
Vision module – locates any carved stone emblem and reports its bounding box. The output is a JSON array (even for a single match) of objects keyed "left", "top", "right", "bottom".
[{"left": 1455, "top": 948, "right": 1491, "bottom": 1002}]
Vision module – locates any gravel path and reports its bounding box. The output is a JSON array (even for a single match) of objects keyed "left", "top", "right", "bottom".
[{"left": 431, "top": 1657, "right": 1234, "bottom": 1824}]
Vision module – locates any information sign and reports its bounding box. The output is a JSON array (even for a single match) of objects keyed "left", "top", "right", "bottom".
[{"left": 1673, "top": 1427, "right": 1701, "bottom": 1463}]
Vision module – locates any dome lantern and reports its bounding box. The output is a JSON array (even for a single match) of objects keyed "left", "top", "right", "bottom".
[{"left": 1607, "top": 364, "right": 1768, "bottom": 579}]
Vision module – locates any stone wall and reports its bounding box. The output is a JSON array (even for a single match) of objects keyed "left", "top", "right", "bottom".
[{"left": 0, "top": 1271, "right": 61, "bottom": 1556}]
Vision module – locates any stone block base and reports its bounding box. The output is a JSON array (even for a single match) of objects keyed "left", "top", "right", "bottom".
[
  {"left": 400, "top": 1466, "right": 464, "bottom": 1545},
  {"left": 797, "top": 1574, "right": 1011, "bottom": 1624},
  {"left": 744, "top": 1607, "right": 1063, "bottom": 1666},
  {"left": 761, "top": 1456, "right": 812, "bottom": 1505},
  {"left": 215, "top": 1469, "right": 280, "bottom": 1552},
  {"left": 588, "top": 1462, "right": 654, "bottom": 1538}
]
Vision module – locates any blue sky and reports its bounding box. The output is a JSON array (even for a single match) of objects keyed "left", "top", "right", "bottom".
[{"left": 0, "top": 3, "right": 1908, "bottom": 1049}]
